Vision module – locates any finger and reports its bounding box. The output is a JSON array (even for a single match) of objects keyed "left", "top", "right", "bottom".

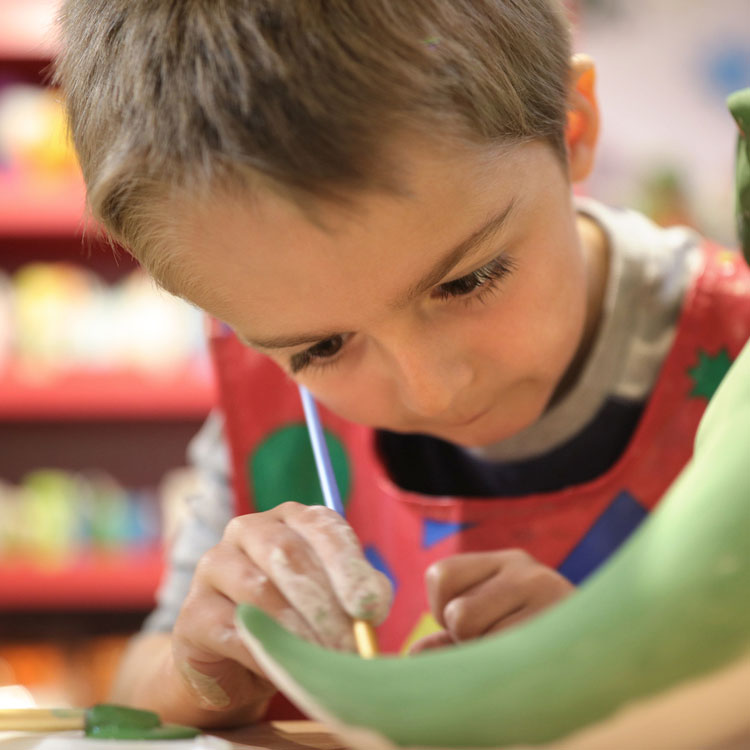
[
  {"left": 484, "top": 600, "right": 553, "bottom": 635},
  {"left": 445, "top": 565, "right": 574, "bottom": 640},
  {"left": 499, "top": 572, "right": 574, "bottom": 627},
  {"left": 406, "top": 630, "right": 455, "bottom": 655},
  {"left": 267, "top": 540, "right": 357, "bottom": 651},
  {"left": 443, "top": 572, "right": 528, "bottom": 641},
  {"left": 227, "top": 511, "right": 356, "bottom": 651},
  {"left": 284, "top": 504, "right": 393, "bottom": 623},
  {"left": 196, "top": 541, "right": 319, "bottom": 645},
  {"left": 425, "top": 551, "right": 518, "bottom": 628}
]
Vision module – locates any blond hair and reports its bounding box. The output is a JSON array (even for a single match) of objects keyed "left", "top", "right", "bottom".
[{"left": 55, "top": 0, "right": 572, "bottom": 290}]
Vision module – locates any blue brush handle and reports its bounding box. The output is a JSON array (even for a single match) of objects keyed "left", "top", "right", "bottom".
[{"left": 298, "top": 385, "right": 345, "bottom": 516}]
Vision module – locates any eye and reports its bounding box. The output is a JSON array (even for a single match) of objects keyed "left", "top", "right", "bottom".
[
  {"left": 290, "top": 334, "right": 345, "bottom": 374},
  {"left": 433, "top": 254, "right": 516, "bottom": 301}
]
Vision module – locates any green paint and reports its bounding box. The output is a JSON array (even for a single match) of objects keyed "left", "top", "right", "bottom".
[
  {"left": 84, "top": 704, "right": 160, "bottom": 732},
  {"left": 83, "top": 704, "right": 199, "bottom": 740},
  {"left": 728, "top": 88, "right": 750, "bottom": 260},
  {"left": 237, "top": 338, "right": 750, "bottom": 748},
  {"left": 249, "top": 423, "right": 351, "bottom": 512},
  {"left": 88, "top": 724, "right": 201, "bottom": 740},
  {"left": 688, "top": 348, "right": 732, "bottom": 400}
]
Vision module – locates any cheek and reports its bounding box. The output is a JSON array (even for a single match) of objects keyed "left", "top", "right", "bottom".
[
  {"left": 489, "top": 245, "right": 587, "bottom": 378},
  {"left": 534, "top": 263, "right": 588, "bottom": 372}
]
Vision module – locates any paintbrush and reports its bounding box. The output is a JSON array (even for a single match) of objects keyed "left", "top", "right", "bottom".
[
  {"left": 298, "top": 385, "right": 379, "bottom": 659},
  {"left": 0, "top": 704, "right": 198, "bottom": 738}
]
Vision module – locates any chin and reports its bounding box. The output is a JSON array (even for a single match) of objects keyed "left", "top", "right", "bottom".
[
  {"left": 377, "top": 418, "right": 527, "bottom": 448},
  {"left": 368, "top": 391, "right": 549, "bottom": 447},
  {"left": 438, "top": 404, "right": 545, "bottom": 448},
  {"left": 442, "top": 427, "right": 516, "bottom": 449},
  {"left": 417, "top": 421, "right": 518, "bottom": 448}
]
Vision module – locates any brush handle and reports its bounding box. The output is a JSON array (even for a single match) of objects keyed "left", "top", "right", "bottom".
[
  {"left": 298, "top": 385, "right": 344, "bottom": 515},
  {"left": 0, "top": 707, "right": 85, "bottom": 732},
  {"left": 352, "top": 619, "right": 379, "bottom": 659},
  {"left": 297, "top": 385, "right": 379, "bottom": 658}
]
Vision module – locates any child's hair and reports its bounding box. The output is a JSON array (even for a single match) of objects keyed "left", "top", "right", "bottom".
[{"left": 55, "top": 0, "right": 572, "bottom": 292}]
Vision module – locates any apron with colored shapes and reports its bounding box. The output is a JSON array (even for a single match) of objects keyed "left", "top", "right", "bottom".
[{"left": 210, "top": 243, "right": 750, "bottom": 657}]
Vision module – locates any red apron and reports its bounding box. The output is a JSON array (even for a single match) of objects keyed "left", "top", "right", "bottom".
[{"left": 211, "top": 243, "right": 750, "bottom": 657}]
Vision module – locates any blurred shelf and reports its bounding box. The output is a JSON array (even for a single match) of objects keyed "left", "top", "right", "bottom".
[
  {"left": 0, "top": 548, "right": 164, "bottom": 609},
  {"left": 0, "top": 0, "right": 59, "bottom": 61},
  {"left": 0, "top": 172, "right": 90, "bottom": 238},
  {"left": 0, "top": 365, "right": 216, "bottom": 420}
]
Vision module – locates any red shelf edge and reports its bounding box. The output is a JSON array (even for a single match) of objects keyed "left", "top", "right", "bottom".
[
  {"left": 0, "top": 366, "right": 216, "bottom": 420},
  {"left": 0, "top": 173, "right": 90, "bottom": 238},
  {"left": 0, "top": 548, "right": 165, "bottom": 610}
]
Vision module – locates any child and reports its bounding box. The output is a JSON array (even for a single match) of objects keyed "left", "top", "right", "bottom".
[{"left": 55, "top": 0, "right": 750, "bottom": 729}]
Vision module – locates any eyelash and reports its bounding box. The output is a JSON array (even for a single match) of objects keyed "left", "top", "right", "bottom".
[
  {"left": 290, "top": 336, "right": 347, "bottom": 374},
  {"left": 289, "top": 253, "right": 517, "bottom": 374},
  {"left": 432, "top": 254, "right": 516, "bottom": 303}
]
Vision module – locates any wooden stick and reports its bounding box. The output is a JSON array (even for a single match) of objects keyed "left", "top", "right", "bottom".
[{"left": 0, "top": 708, "right": 85, "bottom": 732}]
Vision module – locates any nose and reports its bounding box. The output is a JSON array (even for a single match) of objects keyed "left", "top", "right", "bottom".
[{"left": 381, "top": 326, "right": 474, "bottom": 419}]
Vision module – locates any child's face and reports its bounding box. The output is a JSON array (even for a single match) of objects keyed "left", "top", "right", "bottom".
[{"left": 175, "top": 138, "right": 593, "bottom": 447}]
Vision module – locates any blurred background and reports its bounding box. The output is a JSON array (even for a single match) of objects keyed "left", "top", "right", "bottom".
[
  {"left": 0, "top": 0, "right": 748, "bottom": 709},
  {"left": 0, "top": 0, "right": 214, "bottom": 709}
]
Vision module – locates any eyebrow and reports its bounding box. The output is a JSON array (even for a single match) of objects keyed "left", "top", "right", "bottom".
[{"left": 242, "top": 198, "right": 516, "bottom": 350}]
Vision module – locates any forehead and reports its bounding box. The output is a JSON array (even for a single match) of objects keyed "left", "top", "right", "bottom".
[{"left": 169, "top": 138, "right": 558, "bottom": 334}]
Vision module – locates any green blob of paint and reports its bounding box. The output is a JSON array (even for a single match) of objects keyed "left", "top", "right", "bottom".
[
  {"left": 88, "top": 724, "right": 200, "bottom": 740},
  {"left": 83, "top": 703, "right": 199, "bottom": 740},
  {"left": 84, "top": 704, "right": 160, "bottom": 732},
  {"left": 249, "top": 423, "right": 351, "bottom": 513}
]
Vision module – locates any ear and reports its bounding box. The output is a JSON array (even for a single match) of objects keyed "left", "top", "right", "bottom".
[{"left": 565, "top": 54, "right": 600, "bottom": 182}]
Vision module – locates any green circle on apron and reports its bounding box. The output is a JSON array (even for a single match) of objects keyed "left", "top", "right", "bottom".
[{"left": 249, "top": 423, "right": 351, "bottom": 513}]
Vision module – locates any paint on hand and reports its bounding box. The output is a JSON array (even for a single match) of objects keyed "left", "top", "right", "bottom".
[
  {"left": 179, "top": 662, "right": 231, "bottom": 709},
  {"left": 269, "top": 547, "right": 355, "bottom": 650},
  {"left": 338, "top": 557, "right": 392, "bottom": 623},
  {"left": 296, "top": 507, "right": 392, "bottom": 624}
]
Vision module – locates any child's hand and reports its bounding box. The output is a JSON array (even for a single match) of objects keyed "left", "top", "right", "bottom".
[
  {"left": 171, "top": 502, "right": 392, "bottom": 714},
  {"left": 411, "top": 550, "right": 573, "bottom": 653}
]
